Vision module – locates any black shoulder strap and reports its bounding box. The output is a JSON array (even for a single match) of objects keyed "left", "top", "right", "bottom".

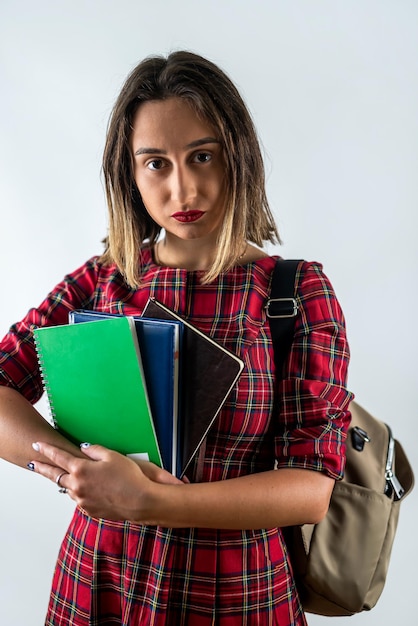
[{"left": 266, "top": 259, "right": 302, "bottom": 377}]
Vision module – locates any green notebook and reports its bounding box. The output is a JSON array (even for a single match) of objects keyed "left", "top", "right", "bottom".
[{"left": 33, "top": 317, "right": 162, "bottom": 466}]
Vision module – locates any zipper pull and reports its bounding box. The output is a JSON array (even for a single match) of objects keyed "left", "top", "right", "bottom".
[
  {"left": 385, "top": 425, "right": 405, "bottom": 500},
  {"left": 385, "top": 470, "right": 405, "bottom": 501}
]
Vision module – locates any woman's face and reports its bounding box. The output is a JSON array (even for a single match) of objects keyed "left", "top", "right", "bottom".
[{"left": 130, "top": 98, "right": 227, "bottom": 244}]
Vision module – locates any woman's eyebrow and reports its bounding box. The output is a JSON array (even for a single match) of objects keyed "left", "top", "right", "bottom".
[
  {"left": 134, "top": 147, "right": 167, "bottom": 156},
  {"left": 134, "top": 137, "right": 220, "bottom": 156}
]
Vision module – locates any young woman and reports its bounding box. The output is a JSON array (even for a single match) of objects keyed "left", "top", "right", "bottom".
[{"left": 0, "top": 51, "right": 352, "bottom": 625}]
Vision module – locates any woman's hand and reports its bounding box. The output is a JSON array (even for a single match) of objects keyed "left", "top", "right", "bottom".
[{"left": 30, "top": 441, "right": 183, "bottom": 522}]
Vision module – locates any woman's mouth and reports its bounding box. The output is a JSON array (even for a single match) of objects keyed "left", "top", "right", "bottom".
[{"left": 171, "top": 211, "right": 205, "bottom": 223}]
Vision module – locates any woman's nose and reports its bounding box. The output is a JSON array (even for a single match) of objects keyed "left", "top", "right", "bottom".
[{"left": 170, "top": 166, "right": 196, "bottom": 204}]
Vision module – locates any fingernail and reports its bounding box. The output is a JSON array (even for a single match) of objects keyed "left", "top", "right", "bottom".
[
  {"left": 80, "top": 442, "right": 91, "bottom": 449},
  {"left": 32, "top": 442, "right": 40, "bottom": 452},
  {"left": 27, "top": 462, "right": 35, "bottom": 471}
]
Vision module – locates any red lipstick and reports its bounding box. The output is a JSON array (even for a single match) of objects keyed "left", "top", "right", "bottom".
[{"left": 172, "top": 211, "right": 204, "bottom": 223}]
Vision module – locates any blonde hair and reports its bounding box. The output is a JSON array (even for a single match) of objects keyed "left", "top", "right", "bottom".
[{"left": 101, "top": 51, "right": 279, "bottom": 286}]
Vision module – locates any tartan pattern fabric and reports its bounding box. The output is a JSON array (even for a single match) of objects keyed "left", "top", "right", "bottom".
[
  {"left": 47, "top": 509, "right": 303, "bottom": 625},
  {"left": 0, "top": 250, "right": 353, "bottom": 625}
]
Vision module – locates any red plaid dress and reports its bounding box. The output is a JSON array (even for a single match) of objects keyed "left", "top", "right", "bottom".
[{"left": 0, "top": 250, "right": 352, "bottom": 625}]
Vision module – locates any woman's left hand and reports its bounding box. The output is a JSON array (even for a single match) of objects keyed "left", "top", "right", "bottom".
[{"left": 30, "top": 441, "right": 183, "bottom": 522}]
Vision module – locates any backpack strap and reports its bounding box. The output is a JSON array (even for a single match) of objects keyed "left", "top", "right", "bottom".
[{"left": 266, "top": 259, "right": 302, "bottom": 376}]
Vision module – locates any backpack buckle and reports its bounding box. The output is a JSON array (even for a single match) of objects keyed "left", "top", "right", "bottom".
[{"left": 265, "top": 297, "right": 298, "bottom": 319}]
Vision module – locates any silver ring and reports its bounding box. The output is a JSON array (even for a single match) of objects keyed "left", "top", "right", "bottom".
[
  {"left": 55, "top": 471, "right": 67, "bottom": 487},
  {"left": 58, "top": 487, "right": 68, "bottom": 494}
]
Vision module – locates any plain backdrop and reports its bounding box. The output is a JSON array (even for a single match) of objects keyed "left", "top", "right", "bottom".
[{"left": 0, "top": 1, "right": 417, "bottom": 624}]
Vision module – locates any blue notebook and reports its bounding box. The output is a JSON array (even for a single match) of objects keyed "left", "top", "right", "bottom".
[{"left": 69, "top": 310, "right": 182, "bottom": 476}]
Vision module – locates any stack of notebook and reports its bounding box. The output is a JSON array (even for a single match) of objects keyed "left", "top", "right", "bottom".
[{"left": 33, "top": 299, "right": 244, "bottom": 478}]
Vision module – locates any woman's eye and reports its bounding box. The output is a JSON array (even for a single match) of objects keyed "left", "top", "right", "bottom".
[
  {"left": 147, "top": 159, "right": 165, "bottom": 171},
  {"left": 193, "top": 152, "right": 212, "bottom": 164}
]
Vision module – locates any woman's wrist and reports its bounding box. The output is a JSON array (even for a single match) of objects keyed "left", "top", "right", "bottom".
[{"left": 132, "top": 479, "right": 185, "bottom": 527}]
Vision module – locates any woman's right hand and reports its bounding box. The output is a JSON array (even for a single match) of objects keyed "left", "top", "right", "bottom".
[
  {"left": 132, "top": 458, "right": 186, "bottom": 485},
  {"left": 29, "top": 441, "right": 187, "bottom": 522}
]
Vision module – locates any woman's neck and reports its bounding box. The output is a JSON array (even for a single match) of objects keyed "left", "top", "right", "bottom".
[
  {"left": 153, "top": 238, "right": 267, "bottom": 270},
  {"left": 154, "top": 238, "right": 218, "bottom": 271}
]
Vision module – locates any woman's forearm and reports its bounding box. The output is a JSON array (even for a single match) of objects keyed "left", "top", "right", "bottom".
[
  {"left": 29, "top": 437, "right": 335, "bottom": 529},
  {"left": 0, "top": 386, "right": 83, "bottom": 468},
  {"left": 3, "top": 385, "right": 335, "bottom": 529},
  {"left": 144, "top": 467, "right": 335, "bottom": 530}
]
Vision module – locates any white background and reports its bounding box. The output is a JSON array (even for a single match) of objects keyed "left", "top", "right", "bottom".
[{"left": 0, "top": 1, "right": 417, "bottom": 624}]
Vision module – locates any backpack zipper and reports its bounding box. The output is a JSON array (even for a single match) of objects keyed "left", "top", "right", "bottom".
[{"left": 385, "top": 424, "right": 405, "bottom": 500}]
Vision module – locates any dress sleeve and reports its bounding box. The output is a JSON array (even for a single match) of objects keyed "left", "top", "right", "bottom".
[
  {"left": 274, "top": 262, "right": 354, "bottom": 481},
  {"left": 0, "top": 257, "right": 101, "bottom": 404}
]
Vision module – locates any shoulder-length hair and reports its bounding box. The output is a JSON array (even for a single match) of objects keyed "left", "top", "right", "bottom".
[{"left": 101, "top": 50, "right": 280, "bottom": 286}]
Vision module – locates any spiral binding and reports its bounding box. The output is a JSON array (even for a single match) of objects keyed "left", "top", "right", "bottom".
[{"left": 33, "top": 332, "right": 58, "bottom": 429}]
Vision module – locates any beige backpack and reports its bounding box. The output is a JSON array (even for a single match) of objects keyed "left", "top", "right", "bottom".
[
  {"left": 267, "top": 260, "right": 415, "bottom": 615},
  {"left": 285, "top": 401, "right": 414, "bottom": 615}
]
